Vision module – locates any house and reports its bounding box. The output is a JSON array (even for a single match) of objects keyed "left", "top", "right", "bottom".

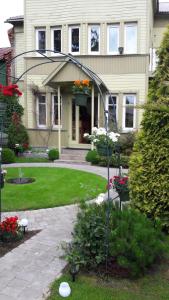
[
  {"left": 0, "top": 47, "right": 12, "bottom": 86},
  {"left": 5, "top": 0, "right": 169, "bottom": 152}
]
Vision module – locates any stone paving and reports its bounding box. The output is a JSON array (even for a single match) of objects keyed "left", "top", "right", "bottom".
[{"left": 0, "top": 163, "right": 119, "bottom": 300}]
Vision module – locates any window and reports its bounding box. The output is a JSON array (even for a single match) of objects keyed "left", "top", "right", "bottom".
[
  {"left": 36, "top": 28, "right": 46, "bottom": 54},
  {"left": 107, "top": 25, "right": 119, "bottom": 54},
  {"left": 106, "top": 95, "right": 118, "bottom": 125},
  {"left": 88, "top": 25, "right": 100, "bottom": 54},
  {"left": 123, "top": 95, "right": 136, "bottom": 130},
  {"left": 124, "top": 23, "right": 137, "bottom": 54},
  {"left": 52, "top": 95, "right": 62, "bottom": 127},
  {"left": 37, "top": 95, "right": 46, "bottom": 127},
  {"left": 69, "top": 26, "right": 80, "bottom": 54},
  {"left": 51, "top": 28, "right": 62, "bottom": 53}
]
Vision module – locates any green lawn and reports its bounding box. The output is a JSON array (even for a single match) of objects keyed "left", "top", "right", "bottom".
[
  {"left": 2, "top": 167, "right": 106, "bottom": 211},
  {"left": 48, "top": 237, "right": 169, "bottom": 300}
]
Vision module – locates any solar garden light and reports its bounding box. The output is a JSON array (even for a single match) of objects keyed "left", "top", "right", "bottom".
[
  {"left": 59, "top": 282, "right": 71, "bottom": 297},
  {"left": 19, "top": 218, "right": 29, "bottom": 234},
  {"left": 69, "top": 264, "right": 79, "bottom": 282}
]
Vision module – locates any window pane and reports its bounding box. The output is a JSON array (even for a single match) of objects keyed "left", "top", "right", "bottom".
[
  {"left": 125, "top": 95, "right": 134, "bottom": 105},
  {"left": 38, "top": 31, "right": 46, "bottom": 53},
  {"left": 108, "top": 95, "right": 117, "bottom": 122},
  {"left": 53, "top": 96, "right": 62, "bottom": 126},
  {"left": 39, "top": 104, "right": 46, "bottom": 125},
  {"left": 109, "top": 26, "right": 119, "bottom": 53},
  {"left": 90, "top": 26, "right": 99, "bottom": 52},
  {"left": 54, "top": 30, "right": 61, "bottom": 52},
  {"left": 125, "top": 24, "right": 137, "bottom": 54},
  {"left": 39, "top": 95, "right": 46, "bottom": 104},
  {"left": 71, "top": 28, "right": 79, "bottom": 52},
  {"left": 125, "top": 107, "right": 134, "bottom": 128}
]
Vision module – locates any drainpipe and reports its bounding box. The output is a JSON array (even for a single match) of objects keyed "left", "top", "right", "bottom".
[
  {"left": 91, "top": 85, "right": 94, "bottom": 150},
  {"left": 58, "top": 86, "right": 61, "bottom": 154}
]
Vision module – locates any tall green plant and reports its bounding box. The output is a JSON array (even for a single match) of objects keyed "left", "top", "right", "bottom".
[{"left": 129, "top": 25, "right": 169, "bottom": 232}]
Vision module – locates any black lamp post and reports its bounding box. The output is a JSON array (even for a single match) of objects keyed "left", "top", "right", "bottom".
[{"left": 0, "top": 101, "right": 7, "bottom": 223}]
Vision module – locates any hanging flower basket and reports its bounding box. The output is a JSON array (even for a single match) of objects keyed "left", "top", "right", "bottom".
[
  {"left": 73, "top": 92, "right": 89, "bottom": 107},
  {"left": 117, "top": 190, "right": 130, "bottom": 202},
  {"left": 72, "top": 80, "right": 91, "bottom": 107},
  {"left": 96, "top": 144, "right": 113, "bottom": 157}
]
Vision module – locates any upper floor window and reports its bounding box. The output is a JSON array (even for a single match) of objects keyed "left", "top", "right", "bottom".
[
  {"left": 37, "top": 94, "right": 47, "bottom": 127},
  {"left": 107, "top": 25, "right": 119, "bottom": 54},
  {"left": 123, "top": 94, "right": 136, "bottom": 131},
  {"left": 69, "top": 26, "right": 80, "bottom": 54},
  {"left": 52, "top": 95, "right": 62, "bottom": 127},
  {"left": 124, "top": 23, "right": 137, "bottom": 54},
  {"left": 51, "top": 28, "right": 62, "bottom": 54},
  {"left": 88, "top": 25, "right": 100, "bottom": 54},
  {"left": 36, "top": 28, "right": 46, "bottom": 54}
]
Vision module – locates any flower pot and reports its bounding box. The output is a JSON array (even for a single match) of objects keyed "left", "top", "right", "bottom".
[
  {"left": 73, "top": 92, "right": 89, "bottom": 106},
  {"left": 118, "top": 190, "right": 130, "bottom": 202},
  {"left": 96, "top": 144, "right": 113, "bottom": 156}
]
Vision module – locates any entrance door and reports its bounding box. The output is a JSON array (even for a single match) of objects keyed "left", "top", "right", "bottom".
[{"left": 69, "top": 98, "right": 91, "bottom": 147}]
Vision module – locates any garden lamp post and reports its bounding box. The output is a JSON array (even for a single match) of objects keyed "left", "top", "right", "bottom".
[{"left": 0, "top": 101, "right": 7, "bottom": 222}]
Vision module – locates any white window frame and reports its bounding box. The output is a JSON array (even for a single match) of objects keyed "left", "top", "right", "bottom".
[
  {"left": 124, "top": 22, "right": 137, "bottom": 54},
  {"left": 36, "top": 94, "right": 47, "bottom": 128},
  {"left": 106, "top": 94, "right": 118, "bottom": 122},
  {"left": 88, "top": 25, "right": 100, "bottom": 54},
  {"left": 122, "top": 94, "right": 136, "bottom": 131},
  {"left": 107, "top": 25, "right": 119, "bottom": 55},
  {"left": 52, "top": 94, "right": 62, "bottom": 128},
  {"left": 36, "top": 28, "right": 46, "bottom": 55},
  {"left": 69, "top": 26, "right": 80, "bottom": 55},
  {"left": 51, "top": 27, "right": 62, "bottom": 55}
]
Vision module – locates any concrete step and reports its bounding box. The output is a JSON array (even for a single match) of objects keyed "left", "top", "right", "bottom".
[{"left": 60, "top": 148, "right": 89, "bottom": 163}]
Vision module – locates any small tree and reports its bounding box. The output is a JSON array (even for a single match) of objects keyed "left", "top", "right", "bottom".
[
  {"left": 0, "top": 84, "right": 29, "bottom": 149},
  {"left": 129, "top": 25, "right": 169, "bottom": 232}
]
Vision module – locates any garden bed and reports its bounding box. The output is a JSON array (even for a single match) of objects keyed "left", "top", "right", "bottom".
[{"left": 0, "top": 230, "right": 41, "bottom": 258}]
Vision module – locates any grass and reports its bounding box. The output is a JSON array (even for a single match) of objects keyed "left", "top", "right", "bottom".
[
  {"left": 2, "top": 167, "right": 107, "bottom": 211},
  {"left": 47, "top": 237, "right": 169, "bottom": 300},
  {"left": 15, "top": 156, "right": 49, "bottom": 163}
]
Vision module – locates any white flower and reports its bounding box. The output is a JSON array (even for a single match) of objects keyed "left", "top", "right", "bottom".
[
  {"left": 93, "top": 138, "right": 99, "bottom": 143},
  {"left": 97, "top": 127, "right": 106, "bottom": 136},
  {"left": 15, "top": 144, "right": 19, "bottom": 147},
  {"left": 95, "top": 193, "right": 104, "bottom": 205},
  {"left": 92, "top": 127, "right": 98, "bottom": 134},
  {"left": 83, "top": 133, "right": 89, "bottom": 138},
  {"left": 1, "top": 169, "right": 7, "bottom": 175}
]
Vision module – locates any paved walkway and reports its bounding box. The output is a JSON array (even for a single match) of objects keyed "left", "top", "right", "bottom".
[{"left": 0, "top": 163, "right": 119, "bottom": 300}]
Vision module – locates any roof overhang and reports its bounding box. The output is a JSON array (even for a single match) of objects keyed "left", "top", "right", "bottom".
[
  {"left": 43, "top": 57, "right": 108, "bottom": 92},
  {"left": 5, "top": 15, "right": 24, "bottom": 25}
]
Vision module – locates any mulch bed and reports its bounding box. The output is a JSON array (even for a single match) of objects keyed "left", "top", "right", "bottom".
[{"left": 0, "top": 230, "right": 41, "bottom": 258}]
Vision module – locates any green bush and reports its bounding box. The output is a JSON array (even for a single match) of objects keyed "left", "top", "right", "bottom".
[
  {"left": 8, "top": 123, "right": 29, "bottom": 149},
  {"left": 98, "top": 154, "right": 129, "bottom": 168},
  {"left": 48, "top": 148, "right": 59, "bottom": 161},
  {"left": 2, "top": 148, "right": 15, "bottom": 164},
  {"left": 118, "top": 132, "right": 136, "bottom": 156},
  {"left": 85, "top": 150, "right": 99, "bottom": 164},
  {"left": 65, "top": 202, "right": 165, "bottom": 277},
  {"left": 129, "top": 26, "right": 169, "bottom": 232}
]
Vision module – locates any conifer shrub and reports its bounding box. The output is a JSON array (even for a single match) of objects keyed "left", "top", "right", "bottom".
[
  {"left": 129, "top": 25, "right": 169, "bottom": 232},
  {"left": 2, "top": 148, "right": 15, "bottom": 164},
  {"left": 65, "top": 202, "right": 165, "bottom": 277}
]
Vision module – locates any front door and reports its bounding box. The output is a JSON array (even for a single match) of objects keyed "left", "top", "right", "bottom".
[{"left": 69, "top": 98, "right": 91, "bottom": 147}]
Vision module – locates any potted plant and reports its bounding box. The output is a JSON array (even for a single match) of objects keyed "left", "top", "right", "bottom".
[
  {"left": 72, "top": 79, "right": 91, "bottom": 106},
  {"left": 84, "top": 127, "right": 120, "bottom": 156},
  {"left": 111, "top": 175, "right": 129, "bottom": 203}
]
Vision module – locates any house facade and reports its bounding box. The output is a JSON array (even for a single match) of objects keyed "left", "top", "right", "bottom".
[{"left": 6, "top": 0, "right": 169, "bottom": 151}]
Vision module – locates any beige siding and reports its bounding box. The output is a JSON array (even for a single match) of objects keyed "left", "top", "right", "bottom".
[
  {"left": 14, "top": 26, "right": 24, "bottom": 78},
  {"left": 25, "top": 0, "right": 148, "bottom": 54},
  {"left": 153, "top": 17, "right": 169, "bottom": 48}
]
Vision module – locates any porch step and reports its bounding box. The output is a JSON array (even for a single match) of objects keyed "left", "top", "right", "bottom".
[{"left": 57, "top": 148, "right": 89, "bottom": 164}]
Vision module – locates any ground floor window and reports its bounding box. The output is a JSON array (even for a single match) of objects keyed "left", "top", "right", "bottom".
[
  {"left": 122, "top": 94, "right": 136, "bottom": 131},
  {"left": 37, "top": 94, "right": 47, "bottom": 127},
  {"left": 52, "top": 95, "right": 62, "bottom": 128}
]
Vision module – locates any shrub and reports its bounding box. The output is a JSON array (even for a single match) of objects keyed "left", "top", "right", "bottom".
[
  {"left": 98, "top": 154, "right": 129, "bottom": 168},
  {"left": 118, "top": 132, "right": 136, "bottom": 156},
  {"left": 129, "top": 26, "right": 169, "bottom": 232},
  {"left": 85, "top": 150, "right": 99, "bottom": 164},
  {"left": 8, "top": 123, "right": 29, "bottom": 149},
  {"left": 48, "top": 148, "right": 59, "bottom": 161},
  {"left": 65, "top": 202, "right": 165, "bottom": 277},
  {"left": 2, "top": 148, "right": 15, "bottom": 164}
]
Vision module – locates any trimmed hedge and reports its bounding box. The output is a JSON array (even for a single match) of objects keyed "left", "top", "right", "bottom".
[{"left": 48, "top": 148, "right": 59, "bottom": 161}]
